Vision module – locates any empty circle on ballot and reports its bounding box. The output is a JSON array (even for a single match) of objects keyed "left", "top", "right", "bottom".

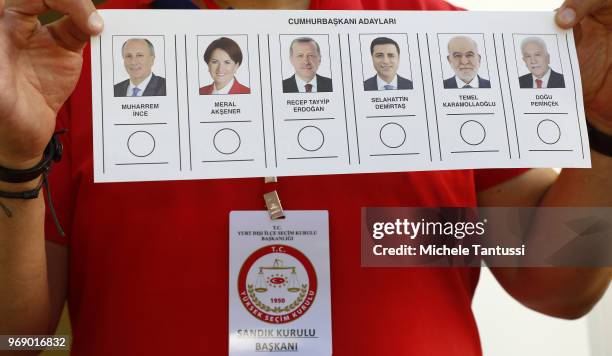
[
  {"left": 379, "top": 122, "right": 406, "bottom": 148},
  {"left": 127, "top": 131, "right": 156, "bottom": 157},
  {"left": 460, "top": 120, "right": 486, "bottom": 146},
  {"left": 213, "top": 128, "right": 241, "bottom": 154},
  {"left": 297, "top": 126, "right": 325, "bottom": 152},
  {"left": 537, "top": 119, "right": 561, "bottom": 145}
]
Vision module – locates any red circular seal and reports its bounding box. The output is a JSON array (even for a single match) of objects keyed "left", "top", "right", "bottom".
[{"left": 237, "top": 245, "right": 318, "bottom": 324}]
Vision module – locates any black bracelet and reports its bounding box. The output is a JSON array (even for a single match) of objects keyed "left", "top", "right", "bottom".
[
  {"left": 0, "top": 132, "right": 66, "bottom": 236},
  {"left": 0, "top": 178, "right": 44, "bottom": 200},
  {"left": 587, "top": 120, "right": 612, "bottom": 157},
  {"left": 0, "top": 133, "right": 63, "bottom": 183}
]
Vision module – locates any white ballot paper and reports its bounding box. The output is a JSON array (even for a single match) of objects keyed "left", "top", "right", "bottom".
[
  {"left": 229, "top": 211, "right": 332, "bottom": 355},
  {"left": 91, "top": 10, "right": 590, "bottom": 183}
]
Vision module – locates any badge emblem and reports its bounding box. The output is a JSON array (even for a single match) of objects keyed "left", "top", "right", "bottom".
[{"left": 238, "top": 245, "right": 317, "bottom": 324}]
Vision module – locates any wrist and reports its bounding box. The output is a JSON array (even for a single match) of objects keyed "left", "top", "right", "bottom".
[
  {"left": 0, "top": 155, "right": 44, "bottom": 170},
  {"left": 0, "top": 155, "right": 45, "bottom": 194},
  {"left": 0, "top": 177, "right": 43, "bottom": 193},
  {"left": 586, "top": 119, "right": 612, "bottom": 159},
  {"left": 0, "top": 133, "right": 63, "bottom": 184},
  {"left": 586, "top": 114, "right": 612, "bottom": 136}
]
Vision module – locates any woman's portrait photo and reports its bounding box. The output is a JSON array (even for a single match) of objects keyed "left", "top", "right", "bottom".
[{"left": 199, "top": 36, "right": 250, "bottom": 95}]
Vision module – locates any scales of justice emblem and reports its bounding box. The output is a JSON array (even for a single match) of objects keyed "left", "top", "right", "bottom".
[{"left": 238, "top": 245, "right": 318, "bottom": 324}]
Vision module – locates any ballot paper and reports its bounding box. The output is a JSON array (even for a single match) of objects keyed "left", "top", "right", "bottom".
[{"left": 91, "top": 10, "right": 590, "bottom": 183}]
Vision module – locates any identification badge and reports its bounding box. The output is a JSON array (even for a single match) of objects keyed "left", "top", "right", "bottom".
[{"left": 229, "top": 211, "right": 332, "bottom": 355}]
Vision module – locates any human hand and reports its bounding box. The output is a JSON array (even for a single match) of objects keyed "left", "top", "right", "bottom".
[
  {"left": 556, "top": 0, "right": 612, "bottom": 134},
  {"left": 0, "top": 0, "right": 103, "bottom": 170}
]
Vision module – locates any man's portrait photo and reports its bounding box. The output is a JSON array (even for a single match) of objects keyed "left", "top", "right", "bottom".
[
  {"left": 198, "top": 36, "right": 250, "bottom": 95},
  {"left": 363, "top": 36, "right": 413, "bottom": 91},
  {"left": 282, "top": 36, "right": 333, "bottom": 93},
  {"left": 114, "top": 37, "right": 166, "bottom": 97},
  {"left": 442, "top": 35, "right": 491, "bottom": 89},
  {"left": 518, "top": 36, "right": 565, "bottom": 89}
]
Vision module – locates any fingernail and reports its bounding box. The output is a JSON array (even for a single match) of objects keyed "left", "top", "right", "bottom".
[
  {"left": 558, "top": 8, "right": 576, "bottom": 25},
  {"left": 88, "top": 11, "right": 104, "bottom": 33}
]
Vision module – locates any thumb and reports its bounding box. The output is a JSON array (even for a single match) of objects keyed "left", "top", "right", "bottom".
[
  {"left": 555, "top": 0, "right": 607, "bottom": 28},
  {"left": 7, "top": 0, "right": 103, "bottom": 35},
  {"left": 45, "top": 0, "right": 103, "bottom": 35}
]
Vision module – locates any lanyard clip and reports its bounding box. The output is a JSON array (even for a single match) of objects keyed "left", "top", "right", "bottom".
[
  {"left": 264, "top": 176, "right": 278, "bottom": 184},
  {"left": 263, "top": 191, "right": 285, "bottom": 220},
  {"left": 264, "top": 190, "right": 285, "bottom": 220},
  {"left": 264, "top": 177, "right": 284, "bottom": 220}
]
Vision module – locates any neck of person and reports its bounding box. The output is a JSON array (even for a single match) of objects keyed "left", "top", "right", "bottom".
[
  {"left": 131, "top": 73, "right": 152, "bottom": 86},
  {"left": 195, "top": 0, "right": 311, "bottom": 9},
  {"left": 534, "top": 68, "right": 550, "bottom": 80},
  {"left": 460, "top": 76, "right": 476, "bottom": 85},
  {"left": 215, "top": 78, "right": 234, "bottom": 91},
  {"left": 297, "top": 74, "right": 316, "bottom": 83},
  {"left": 379, "top": 74, "right": 395, "bottom": 84}
]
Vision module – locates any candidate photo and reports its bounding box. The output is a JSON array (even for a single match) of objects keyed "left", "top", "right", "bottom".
[
  {"left": 519, "top": 36, "right": 565, "bottom": 89},
  {"left": 199, "top": 37, "right": 250, "bottom": 95},
  {"left": 443, "top": 35, "right": 491, "bottom": 89},
  {"left": 114, "top": 38, "right": 166, "bottom": 97},
  {"left": 282, "top": 37, "right": 333, "bottom": 93},
  {"left": 364, "top": 37, "right": 413, "bottom": 91}
]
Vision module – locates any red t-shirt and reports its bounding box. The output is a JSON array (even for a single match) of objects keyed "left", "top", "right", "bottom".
[{"left": 45, "top": 0, "right": 526, "bottom": 355}]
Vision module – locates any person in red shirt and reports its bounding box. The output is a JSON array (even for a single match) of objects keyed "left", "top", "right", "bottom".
[{"left": 0, "top": 0, "right": 611, "bottom": 355}]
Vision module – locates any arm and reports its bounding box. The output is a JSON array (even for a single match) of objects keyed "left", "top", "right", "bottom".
[
  {"left": 0, "top": 0, "right": 102, "bottom": 336},
  {"left": 481, "top": 0, "right": 612, "bottom": 320},
  {"left": 0, "top": 179, "right": 50, "bottom": 335},
  {"left": 480, "top": 166, "right": 612, "bottom": 319}
]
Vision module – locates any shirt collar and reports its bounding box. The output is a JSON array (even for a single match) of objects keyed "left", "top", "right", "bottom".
[
  {"left": 212, "top": 78, "right": 235, "bottom": 94},
  {"left": 455, "top": 75, "right": 479, "bottom": 88},
  {"left": 377, "top": 75, "right": 398, "bottom": 90},
  {"left": 532, "top": 68, "right": 551, "bottom": 88},
  {"left": 127, "top": 72, "right": 154, "bottom": 95},
  {"left": 294, "top": 75, "right": 318, "bottom": 93}
]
